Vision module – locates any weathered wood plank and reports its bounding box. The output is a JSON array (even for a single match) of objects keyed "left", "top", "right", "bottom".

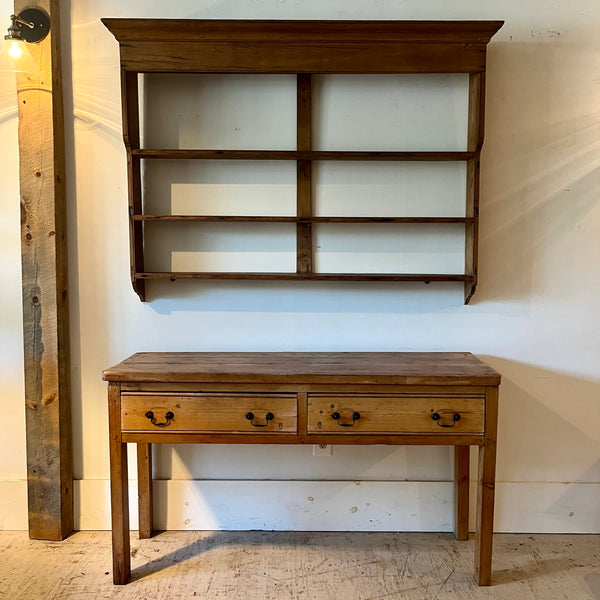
[
  {"left": 103, "top": 352, "right": 502, "bottom": 385},
  {"left": 0, "top": 530, "right": 597, "bottom": 599},
  {"left": 17, "top": 0, "right": 73, "bottom": 541}
]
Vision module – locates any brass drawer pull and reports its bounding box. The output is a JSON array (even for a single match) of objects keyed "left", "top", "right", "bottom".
[
  {"left": 431, "top": 412, "right": 461, "bottom": 427},
  {"left": 145, "top": 410, "right": 175, "bottom": 427},
  {"left": 246, "top": 412, "right": 275, "bottom": 427},
  {"left": 331, "top": 411, "right": 361, "bottom": 427}
]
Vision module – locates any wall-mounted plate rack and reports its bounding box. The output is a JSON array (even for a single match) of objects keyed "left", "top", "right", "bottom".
[{"left": 103, "top": 19, "right": 503, "bottom": 303}]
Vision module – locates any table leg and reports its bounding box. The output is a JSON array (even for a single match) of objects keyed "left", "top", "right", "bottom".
[
  {"left": 137, "top": 443, "right": 154, "bottom": 539},
  {"left": 108, "top": 382, "right": 131, "bottom": 584},
  {"left": 454, "top": 445, "right": 470, "bottom": 540},
  {"left": 474, "top": 386, "right": 499, "bottom": 586}
]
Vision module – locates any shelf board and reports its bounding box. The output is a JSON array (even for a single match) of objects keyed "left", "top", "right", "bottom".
[
  {"left": 135, "top": 272, "right": 473, "bottom": 282},
  {"left": 135, "top": 215, "right": 297, "bottom": 223},
  {"left": 134, "top": 215, "right": 474, "bottom": 224},
  {"left": 132, "top": 149, "right": 474, "bottom": 162}
]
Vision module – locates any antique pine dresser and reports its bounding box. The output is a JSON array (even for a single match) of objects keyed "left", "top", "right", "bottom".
[{"left": 103, "top": 352, "right": 500, "bottom": 585}]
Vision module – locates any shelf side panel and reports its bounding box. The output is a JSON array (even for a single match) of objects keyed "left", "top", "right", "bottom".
[
  {"left": 121, "top": 69, "right": 146, "bottom": 301},
  {"left": 464, "top": 72, "right": 485, "bottom": 304}
]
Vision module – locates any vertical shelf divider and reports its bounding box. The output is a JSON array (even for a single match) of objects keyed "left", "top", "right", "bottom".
[
  {"left": 121, "top": 69, "right": 146, "bottom": 301},
  {"left": 464, "top": 71, "right": 485, "bottom": 305},
  {"left": 297, "top": 74, "right": 313, "bottom": 274}
]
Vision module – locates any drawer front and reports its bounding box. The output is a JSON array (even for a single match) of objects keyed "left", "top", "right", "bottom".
[
  {"left": 308, "top": 394, "right": 484, "bottom": 434},
  {"left": 122, "top": 393, "right": 297, "bottom": 433}
]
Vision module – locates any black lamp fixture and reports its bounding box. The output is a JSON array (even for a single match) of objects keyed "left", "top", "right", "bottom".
[{"left": 0, "top": 7, "right": 50, "bottom": 73}]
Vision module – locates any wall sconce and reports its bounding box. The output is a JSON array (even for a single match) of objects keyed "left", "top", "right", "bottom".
[{"left": 0, "top": 8, "right": 50, "bottom": 73}]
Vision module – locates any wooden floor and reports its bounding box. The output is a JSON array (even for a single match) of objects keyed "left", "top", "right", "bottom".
[{"left": 0, "top": 531, "right": 598, "bottom": 599}]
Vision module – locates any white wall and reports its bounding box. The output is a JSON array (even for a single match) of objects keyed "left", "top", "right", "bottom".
[{"left": 1, "top": 0, "right": 599, "bottom": 533}]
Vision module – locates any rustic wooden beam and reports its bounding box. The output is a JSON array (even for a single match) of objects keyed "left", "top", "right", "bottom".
[{"left": 16, "top": 0, "right": 73, "bottom": 540}]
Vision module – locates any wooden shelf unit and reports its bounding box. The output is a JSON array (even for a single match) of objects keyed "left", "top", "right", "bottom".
[
  {"left": 133, "top": 216, "right": 475, "bottom": 224},
  {"left": 103, "top": 19, "right": 503, "bottom": 303}
]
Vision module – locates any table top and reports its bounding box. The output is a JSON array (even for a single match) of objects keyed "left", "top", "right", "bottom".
[{"left": 103, "top": 352, "right": 501, "bottom": 386}]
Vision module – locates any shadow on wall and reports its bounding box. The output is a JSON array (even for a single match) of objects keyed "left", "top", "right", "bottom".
[
  {"left": 478, "top": 357, "right": 600, "bottom": 533},
  {"left": 139, "top": 69, "right": 470, "bottom": 311},
  {"left": 65, "top": 19, "right": 600, "bottom": 481},
  {"left": 477, "top": 38, "right": 600, "bottom": 305},
  {"left": 482, "top": 356, "right": 600, "bottom": 483},
  {"left": 65, "top": 18, "right": 600, "bottom": 314},
  {"left": 149, "top": 357, "right": 600, "bottom": 533},
  {"left": 138, "top": 36, "right": 600, "bottom": 312}
]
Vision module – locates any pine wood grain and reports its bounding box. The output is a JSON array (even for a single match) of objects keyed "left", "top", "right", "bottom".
[
  {"left": 136, "top": 443, "right": 153, "bottom": 539},
  {"left": 109, "top": 41, "right": 493, "bottom": 75},
  {"left": 17, "top": 0, "right": 73, "bottom": 541},
  {"left": 108, "top": 382, "right": 130, "bottom": 584},
  {"left": 122, "top": 393, "right": 297, "bottom": 433},
  {"left": 307, "top": 394, "right": 484, "bottom": 434},
  {"left": 475, "top": 386, "right": 499, "bottom": 585},
  {"left": 104, "top": 352, "right": 501, "bottom": 385},
  {"left": 454, "top": 445, "right": 470, "bottom": 540}
]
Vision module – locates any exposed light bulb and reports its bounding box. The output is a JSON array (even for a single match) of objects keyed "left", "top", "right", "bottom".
[
  {"left": 0, "top": 37, "right": 39, "bottom": 74},
  {"left": 7, "top": 40, "right": 23, "bottom": 59}
]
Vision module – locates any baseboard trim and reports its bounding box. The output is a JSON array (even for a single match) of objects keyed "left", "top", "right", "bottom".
[{"left": 1, "top": 479, "right": 599, "bottom": 533}]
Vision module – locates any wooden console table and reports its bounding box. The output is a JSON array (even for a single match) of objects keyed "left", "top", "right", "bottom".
[{"left": 103, "top": 352, "right": 500, "bottom": 585}]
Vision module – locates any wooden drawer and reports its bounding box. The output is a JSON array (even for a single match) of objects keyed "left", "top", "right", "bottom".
[
  {"left": 308, "top": 394, "right": 484, "bottom": 434},
  {"left": 121, "top": 393, "right": 297, "bottom": 433}
]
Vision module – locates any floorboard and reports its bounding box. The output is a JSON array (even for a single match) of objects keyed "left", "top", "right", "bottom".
[{"left": 0, "top": 531, "right": 598, "bottom": 599}]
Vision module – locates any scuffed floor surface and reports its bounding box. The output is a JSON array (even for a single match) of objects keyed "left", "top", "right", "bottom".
[{"left": 0, "top": 531, "right": 598, "bottom": 599}]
